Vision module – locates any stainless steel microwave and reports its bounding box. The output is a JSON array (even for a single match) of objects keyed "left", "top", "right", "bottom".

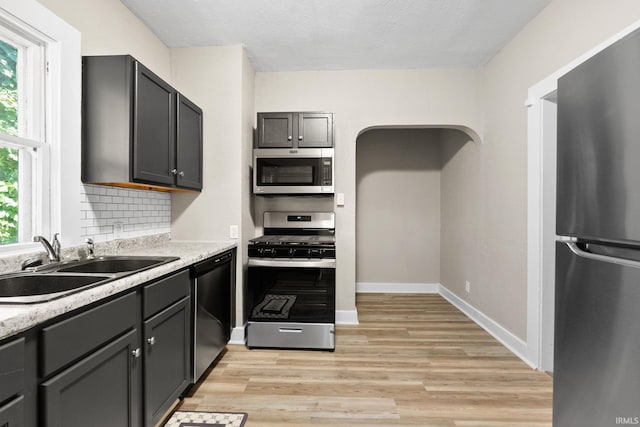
[{"left": 253, "top": 148, "right": 334, "bottom": 195}]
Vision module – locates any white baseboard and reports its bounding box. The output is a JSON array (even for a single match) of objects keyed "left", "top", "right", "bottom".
[
  {"left": 336, "top": 309, "right": 359, "bottom": 325},
  {"left": 228, "top": 326, "right": 246, "bottom": 345},
  {"left": 356, "top": 282, "right": 440, "bottom": 293},
  {"left": 438, "top": 285, "right": 534, "bottom": 368},
  {"left": 355, "top": 281, "right": 534, "bottom": 368}
]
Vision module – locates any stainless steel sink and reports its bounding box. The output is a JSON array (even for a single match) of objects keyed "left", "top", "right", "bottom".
[
  {"left": 50, "top": 256, "right": 179, "bottom": 274},
  {"left": 0, "top": 255, "right": 179, "bottom": 304},
  {"left": 0, "top": 273, "right": 113, "bottom": 304}
]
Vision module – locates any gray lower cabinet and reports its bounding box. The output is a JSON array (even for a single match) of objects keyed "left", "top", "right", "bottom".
[
  {"left": 0, "top": 337, "right": 25, "bottom": 427},
  {"left": 40, "top": 329, "right": 141, "bottom": 427},
  {"left": 0, "top": 395, "right": 24, "bottom": 427},
  {"left": 3, "top": 265, "right": 203, "bottom": 427},
  {"left": 143, "top": 297, "right": 191, "bottom": 426}
]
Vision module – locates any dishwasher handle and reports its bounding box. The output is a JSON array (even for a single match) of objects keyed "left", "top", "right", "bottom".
[{"left": 192, "top": 250, "right": 233, "bottom": 276}]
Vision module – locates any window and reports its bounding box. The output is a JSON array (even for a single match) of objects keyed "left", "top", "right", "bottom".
[{"left": 0, "top": 13, "right": 47, "bottom": 247}]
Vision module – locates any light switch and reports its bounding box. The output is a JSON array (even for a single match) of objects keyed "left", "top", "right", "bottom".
[
  {"left": 230, "top": 225, "right": 238, "bottom": 239},
  {"left": 336, "top": 193, "right": 345, "bottom": 207}
]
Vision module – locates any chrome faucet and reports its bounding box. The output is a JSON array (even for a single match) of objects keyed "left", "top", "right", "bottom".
[
  {"left": 33, "top": 233, "right": 61, "bottom": 262},
  {"left": 85, "top": 238, "right": 95, "bottom": 258}
]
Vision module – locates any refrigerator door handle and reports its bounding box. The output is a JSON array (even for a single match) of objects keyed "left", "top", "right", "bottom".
[{"left": 566, "top": 242, "right": 640, "bottom": 269}]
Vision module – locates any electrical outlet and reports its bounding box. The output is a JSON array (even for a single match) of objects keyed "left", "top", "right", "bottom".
[
  {"left": 465, "top": 280, "right": 471, "bottom": 293},
  {"left": 229, "top": 225, "right": 238, "bottom": 239},
  {"left": 113, "top": 222, "right": 123, "bottom": 239}
]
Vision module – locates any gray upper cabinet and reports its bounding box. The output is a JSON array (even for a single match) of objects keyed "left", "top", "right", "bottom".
[
  {"left": 257, "top": 112, "right": 333, "bottom": 148},
  {"left": 82, "top": 55, "right": 203, "bottom": 191},
  {"left": 176, "top": 94, "right": 203, "bottom": 190},
  {"left": 133, "top": 62, "right": 176, "bottom": 187}
]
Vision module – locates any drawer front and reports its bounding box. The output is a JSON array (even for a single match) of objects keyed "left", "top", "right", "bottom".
[
  {"left": 143, "top": 270, "right": 189, "bottom": 319},
  {"left": 0, "top": 338, "right": 24, "bottom": 403},
  {"left": 0, "top": 395, "right": 24, "bottom": 427},
  {"left": 247, "top": 321, "right": 335, "bottom": 350},
  {"left": 41, "top": 292, "right": 138, "bottom": 377}
]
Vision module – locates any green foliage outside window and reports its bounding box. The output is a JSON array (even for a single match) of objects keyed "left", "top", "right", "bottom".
[{"left": 0, "top": 39, "right": 19, "bottom": 244}]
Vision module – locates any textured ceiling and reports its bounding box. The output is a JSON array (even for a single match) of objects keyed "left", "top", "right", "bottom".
[{"left": 120, "top": 0, "right": 550, "bottom": 71}]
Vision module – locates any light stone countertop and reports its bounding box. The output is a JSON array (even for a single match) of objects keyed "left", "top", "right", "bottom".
[{"left": 0, "top": 239, "right": 236, "bottom": 340}]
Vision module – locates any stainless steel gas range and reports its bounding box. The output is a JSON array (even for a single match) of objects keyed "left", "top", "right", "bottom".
[{"left": 246, "top": 212, "right": 336, "bottom": 350}]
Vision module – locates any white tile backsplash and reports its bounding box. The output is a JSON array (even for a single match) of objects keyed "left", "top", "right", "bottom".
[{"left": 80, "top": 185, "right": 171, "bottom": 242}]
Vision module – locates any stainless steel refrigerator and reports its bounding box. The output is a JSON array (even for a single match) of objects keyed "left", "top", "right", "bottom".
[{"left": 555, "top": 28, "right": 640, "bottom": 426}]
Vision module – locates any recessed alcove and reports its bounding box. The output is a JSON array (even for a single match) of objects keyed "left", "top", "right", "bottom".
[{"left": 356, "top": 127, "right": 475, "bottom": 292}]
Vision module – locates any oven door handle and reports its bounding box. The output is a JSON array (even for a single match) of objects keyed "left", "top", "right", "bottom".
[{"left": 248, "top": 258, "right": 336, "bottom": 268}]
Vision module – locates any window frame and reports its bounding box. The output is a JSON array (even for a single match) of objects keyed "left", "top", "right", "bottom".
[
  {"left": 0, "top": 0, "right": 81, "bottom": 256},
  {"left": 0, "top": 11, "right": 50, "bottom": 251}
]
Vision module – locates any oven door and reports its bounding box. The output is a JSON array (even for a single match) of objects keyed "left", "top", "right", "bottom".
[
  {"left": 247, "top": 259, "right": 335, "bottom": 324},
  {"left": 247, "top": 258, "right": 336, "bottom": 350},
  {"left": 253, "top": 148, "right": 334, "bottom": 194}
]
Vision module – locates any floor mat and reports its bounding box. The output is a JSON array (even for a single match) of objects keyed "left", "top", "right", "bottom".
[{"left": 163, "top": 411, "right": 248, "bottom": 427}]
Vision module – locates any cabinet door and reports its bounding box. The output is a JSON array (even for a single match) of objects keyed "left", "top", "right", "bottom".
[
  {"left": 298, "top": 113, "right": 333, "bottom": 147},
  {"left": 133, "top": 61, "right": 176, "bottom": 186},
  {"left": 0, "top": 338, "right": 24, "bottom": 404},
  {"left": 143, "top": 298, "right": 191, "bottom": 427},
  {"left": 258, "top": 113, "right": 294, "bottom": 148},
  {"left": 0, "top": 395, "right": 23, "bottom": 427},
  {"left": 176, "top": 94, "right": 203, "bottom": 190},
  {"left": 41, "top": 330, "right": 141, "bottom": 427}
]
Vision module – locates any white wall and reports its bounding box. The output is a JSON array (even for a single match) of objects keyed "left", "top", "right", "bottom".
[
  {"left": 170, "top": 45, "right": 255, "bottom": 326},
  {"left": 476, "top": 0, "right": 640, "bottom": 339},
  {"left": 37, "top": 0, "right": 171, "bottom": 80},
  {"left": 255, "top": 69, "right": 482, "bottom": 314},
  {"left": 440, "top": 130, "right": 478, "bottom": 305},
  {"left": 356, "top": 128, "right": 442, "bottom": 285},
  {"left": 170, "top": 46, "right": 243, "bottom": 241}
]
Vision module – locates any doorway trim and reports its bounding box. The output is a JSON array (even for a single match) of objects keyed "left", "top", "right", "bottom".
[{"left": 526, "top": 19, "right": 640, "bottom": 370}]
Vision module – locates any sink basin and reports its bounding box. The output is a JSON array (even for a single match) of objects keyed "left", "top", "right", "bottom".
[
  {"left": 53, "top": 256, "right": 178, "bottom": 274},
  {"left": 0, "top": 256, "right": 180, "bottom": 304},
  {"left": 0, "top": 273, "right": 112, "bottom": 304}
]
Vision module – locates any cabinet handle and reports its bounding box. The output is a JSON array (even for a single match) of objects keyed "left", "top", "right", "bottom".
[
  {"left": 298, "top": 135, "right": 303, "bottom": 140},
  {"left": 287, "top": 136, "right": 293, "bottom": 141},
  {"left": 132, "top": 348, "right": 141, "bottom": 358},
  {"left": 178, "top": 171, "right": 185, "bottom": 177},
  {"left": 171, "top": 169, "right": 178, "bottom": 175},
  {"left": 147, "top": 336, "right": 156, "bottom": 346}
]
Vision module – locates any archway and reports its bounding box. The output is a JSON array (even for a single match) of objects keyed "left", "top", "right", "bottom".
[{"left": 355, "top": 126, "right": 476, "bottom": 295}]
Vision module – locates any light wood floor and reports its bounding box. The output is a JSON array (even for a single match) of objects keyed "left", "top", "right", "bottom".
[{"left": 179, "top": 293, "right": 553, "bottom": 426}]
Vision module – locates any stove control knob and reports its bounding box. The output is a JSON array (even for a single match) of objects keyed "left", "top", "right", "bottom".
[{"left": 289, "top": 248, "right": 296, "bottom": 257}]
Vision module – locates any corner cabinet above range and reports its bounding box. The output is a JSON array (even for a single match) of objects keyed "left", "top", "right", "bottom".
[{"left": 82, "top": 55, "right": 203, "bottom": 192}]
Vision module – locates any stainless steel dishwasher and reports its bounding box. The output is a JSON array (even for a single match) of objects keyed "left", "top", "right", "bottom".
[{"left": 191, "top": 249, "right": 234, "bottom": 382}]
